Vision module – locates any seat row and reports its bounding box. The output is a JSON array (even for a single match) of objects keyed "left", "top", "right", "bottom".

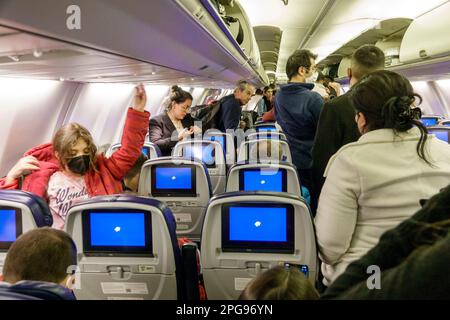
[{"left": 0, "top": 189, "right": 316, "bottom": 300}]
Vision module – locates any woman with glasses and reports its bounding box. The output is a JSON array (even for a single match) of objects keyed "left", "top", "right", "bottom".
[{"left": 149, "top": 86, "right": 201, "bottom": 156}]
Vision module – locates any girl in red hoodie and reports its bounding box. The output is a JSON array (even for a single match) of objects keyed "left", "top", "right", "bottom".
[{"left": 0, "top": 85, "right": 150, "bottom": 229}]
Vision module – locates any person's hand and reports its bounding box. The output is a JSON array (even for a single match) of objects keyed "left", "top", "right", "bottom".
[
  {"left": 178, "top": 128, "right": 194, "bottom": 141},
  {"left": 5, "top": 156, "right": 40, "bottom": 185},
  {"left": 329, "top": 82, "right": 342, "bottom": 96},
  {"left": 191, "top": 126, "right": 202, "bottom": 135},
  {"left": 132, "top": 84, "right": 147, "bottom": 112}
]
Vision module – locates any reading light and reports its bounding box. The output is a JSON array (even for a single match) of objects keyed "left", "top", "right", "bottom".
[
  {"left": 33, "top": 49, "right": 43, "bottom": 58},
  {"left": 8, "top": 55, "right": 20, "bottom": 62}
]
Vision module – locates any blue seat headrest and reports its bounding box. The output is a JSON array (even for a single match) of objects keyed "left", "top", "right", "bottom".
[{"left": 0, "top": 190, "right": 52, "bottom": 227}]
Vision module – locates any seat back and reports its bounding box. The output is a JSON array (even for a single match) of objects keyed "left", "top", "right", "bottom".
[
  {"left": 439, "top": 120, "right": 450, "bottom": 127},
  {"left": 203, "top": 131, "right": 236, "bottom": 166},
  {"left": 0, "top": 281, "right": 76, "bottom": 300},
  {"left": 237, "top": 139, "right": 293, "bottom": 164},
  {"left": 0, "top": 190, "right": 52, "bottom": 271},
  {"left": 138, "top": 157, "right": 212, "bottom": 241},
  {"left": 428, "top": 126, "right": 450, "bottom": 143},
  {"left": 226, "top": 162, "right": 301, "bottom": 197},
  {"left": 201, "top": 192, "right": 316, "bottom": 300},
  {"left": 64, "top": 195, "right": 183, "bottom": 300},
  {"left": 172, "top": 140, "right": 226, "bottom": 195},
  {"left": 246, "top": 131, "right": 287, "bottom": 142},
  {"left": 254, "top": 122, "right": 282, "bottom": 133},
  {"left": 106, "top": 142, "right": 161, "bottom": 159}
]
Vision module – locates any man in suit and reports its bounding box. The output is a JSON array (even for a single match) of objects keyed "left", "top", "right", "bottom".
[{"left": 312, "top": 45, "right": 385, "bottom": 210}]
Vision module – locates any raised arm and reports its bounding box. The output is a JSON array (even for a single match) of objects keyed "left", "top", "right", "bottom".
[{"left": 104, "top": 85, "right": 150, "bottom": 179}]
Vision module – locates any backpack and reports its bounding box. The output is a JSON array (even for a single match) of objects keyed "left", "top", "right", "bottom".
[{"left": 190, "top": 100, "right": 222, "bottom": 131}]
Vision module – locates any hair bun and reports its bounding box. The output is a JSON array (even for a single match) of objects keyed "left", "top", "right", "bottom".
[{"left": 382, "top": 95, "right": 418, "bottom": 129}]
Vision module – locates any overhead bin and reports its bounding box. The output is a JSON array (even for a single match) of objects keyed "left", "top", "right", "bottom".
[
  {"left": 178, "top": 0, "right": 268, "bottom": 85},
  {"left": 400, "top": 2, "right": 450, "bottom": 63},
  {"left": 0, "top": 0, "right": 267, "bottom": 86}
]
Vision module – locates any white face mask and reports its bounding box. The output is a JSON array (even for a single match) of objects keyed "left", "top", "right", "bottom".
[{"left": 305, "top": 71, "right": 319, "bottom": 84}]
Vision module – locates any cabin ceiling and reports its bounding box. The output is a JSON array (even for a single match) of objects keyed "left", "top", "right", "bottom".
[
  {"left": 240, "top": 0, "right": 448, "bottom": 83},
  {"left": 0, "top": 26, "right": 230, "bottom": 87},
  {"left": 253, "top": 26, "right": 282, "bottom": 83}
]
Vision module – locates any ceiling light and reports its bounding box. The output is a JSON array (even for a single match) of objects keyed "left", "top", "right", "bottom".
[
  {"left": 33, "top": 49, "right": 43, "bottom": 58},
  {"left": 8, "top": 55, "right": 20, "bottom": 62}
]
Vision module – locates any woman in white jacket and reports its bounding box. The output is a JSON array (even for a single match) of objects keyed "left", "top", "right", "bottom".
[{"left": 315, "top": 70, "right": 450, "bottom": 286}]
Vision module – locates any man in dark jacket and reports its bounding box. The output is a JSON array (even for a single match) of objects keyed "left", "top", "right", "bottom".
[
  {"left": 217, "top": 80, "right": 254, "bottom": 132},
  {"left": 274, "top": 49, "right": 323, "bottom": 196},
  {"left": 312, "top": 45, "right": 385, "bottom": 208}
]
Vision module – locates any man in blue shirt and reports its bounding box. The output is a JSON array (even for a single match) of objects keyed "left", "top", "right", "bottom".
[
  {"left": 275, "top": 49, "right": 323, "bottom": 204},
  {"left": 217, "top": 80, "right": 254, "bottom": 132}
]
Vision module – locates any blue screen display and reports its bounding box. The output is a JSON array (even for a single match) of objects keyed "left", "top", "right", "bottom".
[
  {"left": 184, "top": 144, "right": 215, "bottom": 166},
  {"left": 155, "top": 167, "right": 192, "bottom": 189},
  {"left": 430, "top": 130, "right": 449, "bottom": 142},
  {"left": 90, "top": 212, "right": 146, "bottom": 247},
  {"left": 257, "top": 126, "right": 277, "bottom": 133},
  {"left": 243, "top": 170, "right": 283, "bottom": 192},
  {"left": 141, "top": 147, "right": 150, "bottom": 157},
  {"left": 0, "top": 210, "right": 16, "bottom": 242},
  {"left": 421, "top": 118, "right": 438, "bottom": 126},
  {"left": 209, "top": 136, "right": 226, "bottom": 154},
  {"left": 229, "top": 207, "right": 287, "bottom": 242}
]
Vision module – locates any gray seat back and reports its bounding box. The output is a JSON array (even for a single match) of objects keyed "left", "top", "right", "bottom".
[{"left": 201, "top": 192, "right": 317, "bottom": 300}]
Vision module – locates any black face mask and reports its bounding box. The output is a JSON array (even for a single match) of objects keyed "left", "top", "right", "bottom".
[{"left": 67, "top": 155, "right": 91, "bottom": 175}]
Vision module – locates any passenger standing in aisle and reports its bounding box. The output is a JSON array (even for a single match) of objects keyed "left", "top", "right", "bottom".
[
  {"left": 312, "top": 45, "right": 385, "bottom": 206},
  {"left": 315, "top": 71, "right": 450, "bottom": 286},
  {"left": 274, "top": 49, "right": 323, "bottom": 197}
]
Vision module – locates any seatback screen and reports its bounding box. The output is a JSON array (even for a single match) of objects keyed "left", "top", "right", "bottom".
[
  {"left": 421, "top": 118, "right": 439, "bottom": 126},
  {"left": 82, "top": 209, "right": 152, "bottom": 256},
  {"left": 221, "top": 203, "right": 294, "bottom": 253},
  {"left": 0, "top": 207, "right": 22, "bottom": 251},
  {"left": 141, "top": 146, "right": 150, "bottom": 157},
  {"left": 209, "top": 135, "right": 226, "bottom": 156},
  {"left": 239, "top": 169, "right": 287, "bottom": 192},
  {"left": 151, "top": 165, "right": 197, "bottom": 197},
  {"left": 430, "top": 130, "right": 449, "bottom": 143},
  {"left": 256, "top": 126, "right": 277, "bottom": 133},
  {"left": 183, "top": 143, "right": 216, "bottom": 168}
]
